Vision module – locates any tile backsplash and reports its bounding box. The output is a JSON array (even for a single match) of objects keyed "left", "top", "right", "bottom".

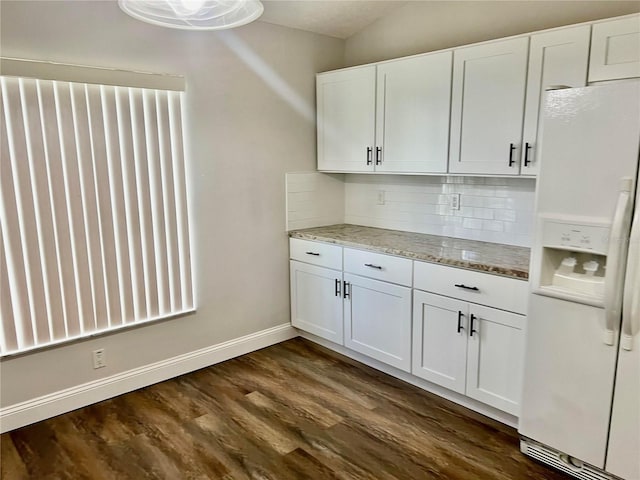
[
  {"left": 287, "top": 173, "right": 535, "bottom": 247},
  {"left": 286, "top": 172, "right": 345, "bottom": 230}
]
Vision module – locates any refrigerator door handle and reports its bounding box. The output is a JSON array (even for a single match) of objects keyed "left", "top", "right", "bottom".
[
  {"left": 621, "top": 203, "right": 640, "bottom": 351},
  {"left": 603, "top": 177, "right": 634, "bottom": 345}
]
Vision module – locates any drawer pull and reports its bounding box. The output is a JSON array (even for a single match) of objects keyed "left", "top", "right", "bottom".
[
  {"left": 470, "top": 314, "right": 478, "bottom": 337},
  {"left": 457, "top": 311, "right": 464, "bottom": 333},
  {"left": 454, "top": 283, "right": 479, "bottom": 291},
  {"left": 305, "top": 251, "right": 320, "bottom": 256},
  {"left": 364, "top": 263, "right": 383, "bottom": 270}
]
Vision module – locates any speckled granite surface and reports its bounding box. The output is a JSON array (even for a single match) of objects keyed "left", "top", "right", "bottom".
[{"left": 289, "top": 224, "right": 530, "bottom": 280}]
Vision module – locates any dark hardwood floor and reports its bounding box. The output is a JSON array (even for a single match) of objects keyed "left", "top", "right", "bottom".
[{"left": 1, "top": 338, "right": 569, "bottom": 479}]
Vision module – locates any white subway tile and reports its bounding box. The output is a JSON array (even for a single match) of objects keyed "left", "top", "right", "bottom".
[
  {"left": 472, "top": 208, "right": 494, "bottom": 220},
  {"left": 495, "top": 209, "right": 517, "bottom": 222},
  {"left": 342, "top": 174, "right": 534, "bottom": 246},
  {"left": 482, "top": 220, "right": 504, "bottom": 232},
  {"left": 461, "top": 195, "right": 484, "bottom": 207},
  {"left": 462, "top": 218, "right": 484, "bottom": 230},
  {"left": 484, "top": 197, "right": 507, "bottom": 209}
]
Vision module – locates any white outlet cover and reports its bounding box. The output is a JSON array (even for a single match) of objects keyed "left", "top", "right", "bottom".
[
  {"left": 93, "top": 348, "right": 106, "bottom": 369},
  {"left": 450, "top": 193, "right": 461, "bottom": 210}
]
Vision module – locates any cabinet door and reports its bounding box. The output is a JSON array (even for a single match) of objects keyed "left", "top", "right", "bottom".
[
  {"left": 344, "top": 273, "right": 412, "bottom": 372},
  {"left": 375, "top": 52, "right": 451, "bottom": 173},
  {"left": 412, "top": 291, "right": 468, "bottom": 394},
  {"left": 589, "top": 15, "right": 640, "bottom": 82},
  {"left": 316, "top": 67, "right": 376, "bottom": 172},
  {"left": 521, "top": 26, "right": 590, "bottom": 176},
  {"left": 466, "top": 304, "right": 525, "bottom": 416},
  {"left": 450, "top": 37, "right": 529, "bottom": 175},
  {"left": 290, "top": 261, "right": 343, "bottom": 344}
]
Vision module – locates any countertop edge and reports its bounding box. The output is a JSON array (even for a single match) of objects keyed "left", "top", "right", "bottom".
[{"left": 289, "top": 231, "right": 529, "bottom": 281}]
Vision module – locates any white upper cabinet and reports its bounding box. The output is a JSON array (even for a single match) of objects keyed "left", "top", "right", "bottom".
[
  {"left": 589, "top": 14, "right": 640, "bottom": 82},
  {"left": 317, "top": 14, "right": 636, "bottom": 177},
  {"left": 317, "top": 52, "right": 452, "bottom": 173},
  {"left": 449, "top": 37, "right": 529, "bottom": 175},
  {"left": 521, "top": 26, "right": 591, "bottom": 176},
  {"left": 317, "top": 66, "right": 376, "bottom": 172},
  {"left": 375, "top": 52, "right": 452, "bottom": 173}
]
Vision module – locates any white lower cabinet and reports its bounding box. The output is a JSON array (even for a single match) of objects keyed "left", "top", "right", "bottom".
[
  {"left": 343, "top": 272, "right": 412, "bottom": 372},
  {"left": 465, "top": 304, "right": 525, "bottom": 416},
  {"left": 290, "top": 260, "right": 343, "bottom": 344},
  {"left": 413, "top": 290, "right": 525, "bottom": 416},
  {"left": 412, "top": 291, "right": 468, "bottom": 393},
  {"left": 290, "top": 238, "right": 528, "bottom": 417}
]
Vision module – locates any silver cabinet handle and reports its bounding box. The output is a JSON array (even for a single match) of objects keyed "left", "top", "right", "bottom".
[
  {"left": 364, "top": 263, "right": 382, "bottom": 270},
  {"left": 305, "top": 251, "right": 320, "bottom": 256}
]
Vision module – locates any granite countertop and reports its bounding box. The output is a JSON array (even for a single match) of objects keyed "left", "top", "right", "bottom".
[{"left": 289, "top": 224, "right": 531, "bottom": 280}]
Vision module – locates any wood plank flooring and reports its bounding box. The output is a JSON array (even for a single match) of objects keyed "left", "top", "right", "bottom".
[{"left": 1, "top": 338, "right": 569, "bottom": 479}]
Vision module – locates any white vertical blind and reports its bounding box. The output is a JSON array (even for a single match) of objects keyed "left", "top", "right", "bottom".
[{"left": 0, "top": 76, "right": 194, "bottom": 356}]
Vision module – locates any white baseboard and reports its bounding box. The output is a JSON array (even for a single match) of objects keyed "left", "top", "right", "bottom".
[
  {"left": 0, "top": 323, "right": 297, "bottom": 433},
  {"left": 300, "top": 332, "right": 519, "bottom": 429}
]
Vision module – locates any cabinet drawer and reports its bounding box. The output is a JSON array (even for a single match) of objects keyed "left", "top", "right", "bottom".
[
  {"left": 414, "top": 261, "right": 528, "bottom": 314},
  {"left": 290, "top": 238, "right": 342, "bottom": 270},
  {"left": 344, "top": 248, "right": 412, "bottom": 286}
]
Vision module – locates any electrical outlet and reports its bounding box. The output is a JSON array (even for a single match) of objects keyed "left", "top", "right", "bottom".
[
  {"left": 93, "top": 348, "right": 106, "bottom": 369},
  {"left": 450, "top": 193, "right": 461, "bottom": 210},
  {"left": 377, "top": 190, "right": 385, "bottom": 205}
]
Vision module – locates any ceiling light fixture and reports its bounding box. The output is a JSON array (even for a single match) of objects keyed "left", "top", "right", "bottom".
[{"left": 118, "top": 0, "right": 264, "bottom": 31}]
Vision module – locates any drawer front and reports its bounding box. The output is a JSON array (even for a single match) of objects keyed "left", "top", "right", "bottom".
[
  {"left": 343, "top": 248, "right": 413, "bottom": 286},
  {"left": 414, "top": 261, "right": 528, "bottom": 314},
  {"left": 290, "top": 238, "right": 342, "bottom": 270}
]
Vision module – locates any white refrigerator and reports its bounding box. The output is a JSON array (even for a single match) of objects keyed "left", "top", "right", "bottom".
[{"left": 519, "top": 81, "right": 640, "bottom": 480}]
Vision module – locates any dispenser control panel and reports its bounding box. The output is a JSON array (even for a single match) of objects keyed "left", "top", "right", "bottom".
[{"left": 542, "top": 220, "right": 609, "bottom": 254}]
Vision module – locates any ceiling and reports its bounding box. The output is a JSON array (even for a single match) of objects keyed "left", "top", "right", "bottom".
[{"left": 259, "top": 1, "right": 407, "bottom": 39}]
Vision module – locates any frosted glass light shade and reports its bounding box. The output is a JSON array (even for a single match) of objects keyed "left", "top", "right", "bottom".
[{"left": 118, "top": 0, "right": 264, "bottom": 30}]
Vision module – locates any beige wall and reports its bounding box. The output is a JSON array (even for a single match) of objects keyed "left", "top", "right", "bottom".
[
  {"left": 0, "top": 0, "right": 344, "bottom": 407},
  {"left": 345, "top": 1, "right": 640, "bottom": 66}
]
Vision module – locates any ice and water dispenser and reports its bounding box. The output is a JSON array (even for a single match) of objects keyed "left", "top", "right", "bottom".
[{"left": 532, "top": 218, "right": 610, "bottom": 306}]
